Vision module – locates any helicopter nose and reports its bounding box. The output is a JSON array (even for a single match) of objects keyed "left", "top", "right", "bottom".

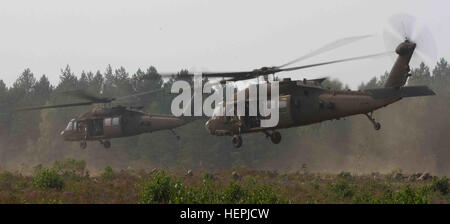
[{"left": 60, "top": 130, "right": 65, "bottom": 136}]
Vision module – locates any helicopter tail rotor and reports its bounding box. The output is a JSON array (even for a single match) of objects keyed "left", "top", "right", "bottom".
[
  {"left": 383, "top": 13, "right": 438, "bottom": 66},
  {"left": 383, "top": 14, "right": 438, "bottom": 88}
]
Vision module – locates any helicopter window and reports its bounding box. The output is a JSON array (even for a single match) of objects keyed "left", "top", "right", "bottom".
[
  {"left": 65, "top": 122, "right": 73, "bottom": 130},
  {"left": 104, "top": 118, "right": 112, "bottom": 126},
  {"left": 112, "top": 117, "right": 120, "bottom": 126},
  {"left": 279, "top": 99, "right": 287, "bottom": 109},
  {"left": 212, "top": 103, "right": 225, "bottom": 118}
]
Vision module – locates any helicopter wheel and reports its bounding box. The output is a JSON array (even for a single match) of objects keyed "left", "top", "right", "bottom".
[
  {"left": 232, "top": 135, "right": 242, "bottom": 148},
  {"left": 365, "top": 113, "right": 381, "bottom": 131},
  {"left": 80, "top": 141, "right": 87, "bottom": 149},
  {"left": 270, "top": 131, "right": 282, "bottom": 144},
  {"left": 103, "top": 140, "right": 111, "bottom": 149}
]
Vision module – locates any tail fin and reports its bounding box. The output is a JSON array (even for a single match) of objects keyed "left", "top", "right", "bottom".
[{"left": 384, "top": 39, "right": 416, "bottom": 88}]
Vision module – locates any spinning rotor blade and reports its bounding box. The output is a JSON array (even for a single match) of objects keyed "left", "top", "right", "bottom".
[
  {"left": 278, "top": 51, "right": 393, "bottom": 73},
  {"left": 383, "top": 13, "right": 438, "bottom": 62},
  {"left": 114, "top": 88, "right": 165, "bottom": 104},
  {"left": 12, "top": 102, "right": 94, "bottom": 112},
  {"left": 12, "top": 88, "right": 166, "bottom": 113},
  {"left": 413, "top": 26, "right": 438, "bottom": 61},
  {"left": 156, "top": 35, "right": 374, "bottom": 80},
  {"left": 194, "top": 51, "right": 393, "bottom": 79},
  {"left": 61, "top": 89, "right": 113, "bottom": 103},
  {"left": 278, "top": 34, "right": 373, "bottom": 68}
]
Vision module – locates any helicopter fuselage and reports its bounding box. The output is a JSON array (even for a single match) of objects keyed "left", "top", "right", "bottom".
[
  {"left": 60, "top": 106, "right": 186, "bottom": 144},
  {"left": 204, "top": 80, "right": 400, "bottom": 137}
]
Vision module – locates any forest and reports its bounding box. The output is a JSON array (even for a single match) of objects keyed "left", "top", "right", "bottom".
[{"left": 0, "top": 59, "right": 449, "bottom": 176}]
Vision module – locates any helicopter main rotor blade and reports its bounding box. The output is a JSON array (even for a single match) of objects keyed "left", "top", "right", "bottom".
[
  {"left": 157, "top": 35, "right": 374, "bottom": 79},
  {"left": 278, "top": 51, "right": 394, "bottom": 73},
  {"left": 12, "top": 101, "right": 94, "bottom": 112},
  {"left": 186, "top": 51, "right": 393, "bottom": 79},
  {"left": 278, "top": 34, "right": 373, "bottom": 68},
  {"left": 61, "top": 89, "right": 113, "bottom": 103},
  {"left": 114, "top": 88, "right": 165, "bottom": 103}
]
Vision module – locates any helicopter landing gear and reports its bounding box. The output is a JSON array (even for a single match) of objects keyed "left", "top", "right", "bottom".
[
  {"left": 365, "top": 112, "right": 381, "bottom": 131},
  {"left": 100, "top": 140, "right": 111, "bottom": 148},
  {"left": 232, "top": 135, "right": 242, "bottom": 148},
  {"left": 264, "top": 130, "right": 282, "bottom": 144},
  {"left": 80, "top": 141, "right": 87, "bottom": 149}
]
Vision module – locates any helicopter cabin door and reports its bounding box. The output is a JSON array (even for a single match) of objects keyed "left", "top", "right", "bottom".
[
  {"left": 103, "top": 116, "right": 123, "bottom": 138},
  {"left": 87, "top": 118, "right": 104, "bottom": 137}
]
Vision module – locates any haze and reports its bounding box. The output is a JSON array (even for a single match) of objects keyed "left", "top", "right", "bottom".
[{"left": 0, "top": 0, "right": 448, "bottom": 88}]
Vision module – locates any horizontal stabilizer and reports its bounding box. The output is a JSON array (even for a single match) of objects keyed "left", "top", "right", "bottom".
[{"left": 365, "top": 86, "right": 435, "bottom": 99}]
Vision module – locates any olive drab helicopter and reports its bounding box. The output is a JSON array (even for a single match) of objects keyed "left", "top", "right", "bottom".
[
  {"left": 12, "top": 89, "right": 189, "bottom": 149},
  {"left": 171, "top": 15, "right": 437, "bottom": 148}
]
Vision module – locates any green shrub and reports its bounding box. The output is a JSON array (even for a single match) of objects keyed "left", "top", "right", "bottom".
[
  {"left": 0, "top": 170, "right": 14, "bottom": 189},
  {"left": 138, "top": 171, "right": 185, "bottom": 204},
  {"left": 202, "top": 173, "right": 215, "bottom": 183},
  {"left": 431, "top": 177, "right": 449, "bottom": 195},
  {"left": 374, "top": 185, "right": 431, "bottom": 204},
  {"left": 191, "top": 177, "right": 221, "bottom": 203},
  {"left": 222, "top": 181, "right": 248, "bottom": 203},
  {"left": 328, "top": 179, "right": 355, "bottom": 198},
  {"left": 338, "top": 171, "right": 352, "bottom": 179},
  {"left": 246, "top": 185, "right": 285, "bottom": 204},
  {"left": 32, "top": 168, "right": 65, "bottom": 190},
  {"left": 101, "top": 166, "right": 114, "bottom": 180},
  {"left": 0, "top": 170, "right": 13, "bottom": 180}
]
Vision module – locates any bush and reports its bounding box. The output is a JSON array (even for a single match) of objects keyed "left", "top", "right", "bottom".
[
  {"left": 202, "top": 173, "right": 215, "bottom": 183},
  {"left": 32, "top": 168, "right": 65, "bottom": 190},
  {"left": 0, "top": 170, "right": 14, "bottom": 189},
  {"left": 222, "top": 181, "right": 248, "bottom": 203},
  {"left": 372, "top": 185, "right": 431, "bottom": 204},
  {"left": 192, "top": 176, "right": 221, "bottom": 203},
  {"left": 431, "top": 177, "right": 449, "bottom": 195},
  {"left": 386, "top": 186, "right": 430, "bottom": 204},
  {"left": 328, "top": 179, "right": 355, "bottom": 198},
  {"left": 221, "top": 181, "right": 285, "bottom": 204},
  {"left": 101, "top": 166, "right": 114, "bottom": 180},
  {"left": 246, "top": 185, "right": 285, "bottom": 204},
  {"left": 137, "top": 172, "right": 286, "bottom": 204},
  {"left": 338, "top": 171, "right": 352, "bottom": 179},
  {"left": 138, "top": 171, "right": 185, "bottom": 204}
]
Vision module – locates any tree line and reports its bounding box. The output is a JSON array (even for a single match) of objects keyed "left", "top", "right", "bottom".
[{"left": 0, "top": 59, "right": 449, "bottom": 174}]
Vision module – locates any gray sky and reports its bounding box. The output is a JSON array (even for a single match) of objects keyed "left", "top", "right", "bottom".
[{"left": 0, "top": 0, "right": 448, "bottom": 88}]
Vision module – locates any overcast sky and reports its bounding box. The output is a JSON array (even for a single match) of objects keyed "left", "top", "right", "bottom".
[{"left": 0, "top": 0, "right": 448, "bottom": 88}]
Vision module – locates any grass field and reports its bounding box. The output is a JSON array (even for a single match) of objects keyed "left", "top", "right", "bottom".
[{"left": 0, "top": 158, "right": 449, "bottom": 204}]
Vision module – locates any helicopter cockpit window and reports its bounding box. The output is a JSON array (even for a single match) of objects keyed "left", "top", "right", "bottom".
[
  {"left": 104, "top": 118, "right": 112, "bottom": 126},
  {"left": 212, "top": 103, "right": 225, "bottom": 118},
  {"left": 279, "top": 99, "right": 287, "bottom": 109},
  {"left": 112, "top": 117, "right": 120, "bottom": 126},
  {"left": 65, "top": 120, "right": 75, "bottom": 131}
]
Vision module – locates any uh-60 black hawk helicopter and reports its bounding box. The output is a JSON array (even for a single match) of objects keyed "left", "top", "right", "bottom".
[
  {"left": 12, "top": 89, "right": 189, "bottom": 149},
  {"left": 176, "top": 16, "right": 437, "bottom": 148}
]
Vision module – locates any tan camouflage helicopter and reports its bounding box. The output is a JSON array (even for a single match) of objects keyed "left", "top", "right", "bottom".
[
  {"left": 171, "top": 15, "right": 437, "bottom": 148},
  {"left": 12, "top": 89, "right": 189, "bottom": 149}
]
